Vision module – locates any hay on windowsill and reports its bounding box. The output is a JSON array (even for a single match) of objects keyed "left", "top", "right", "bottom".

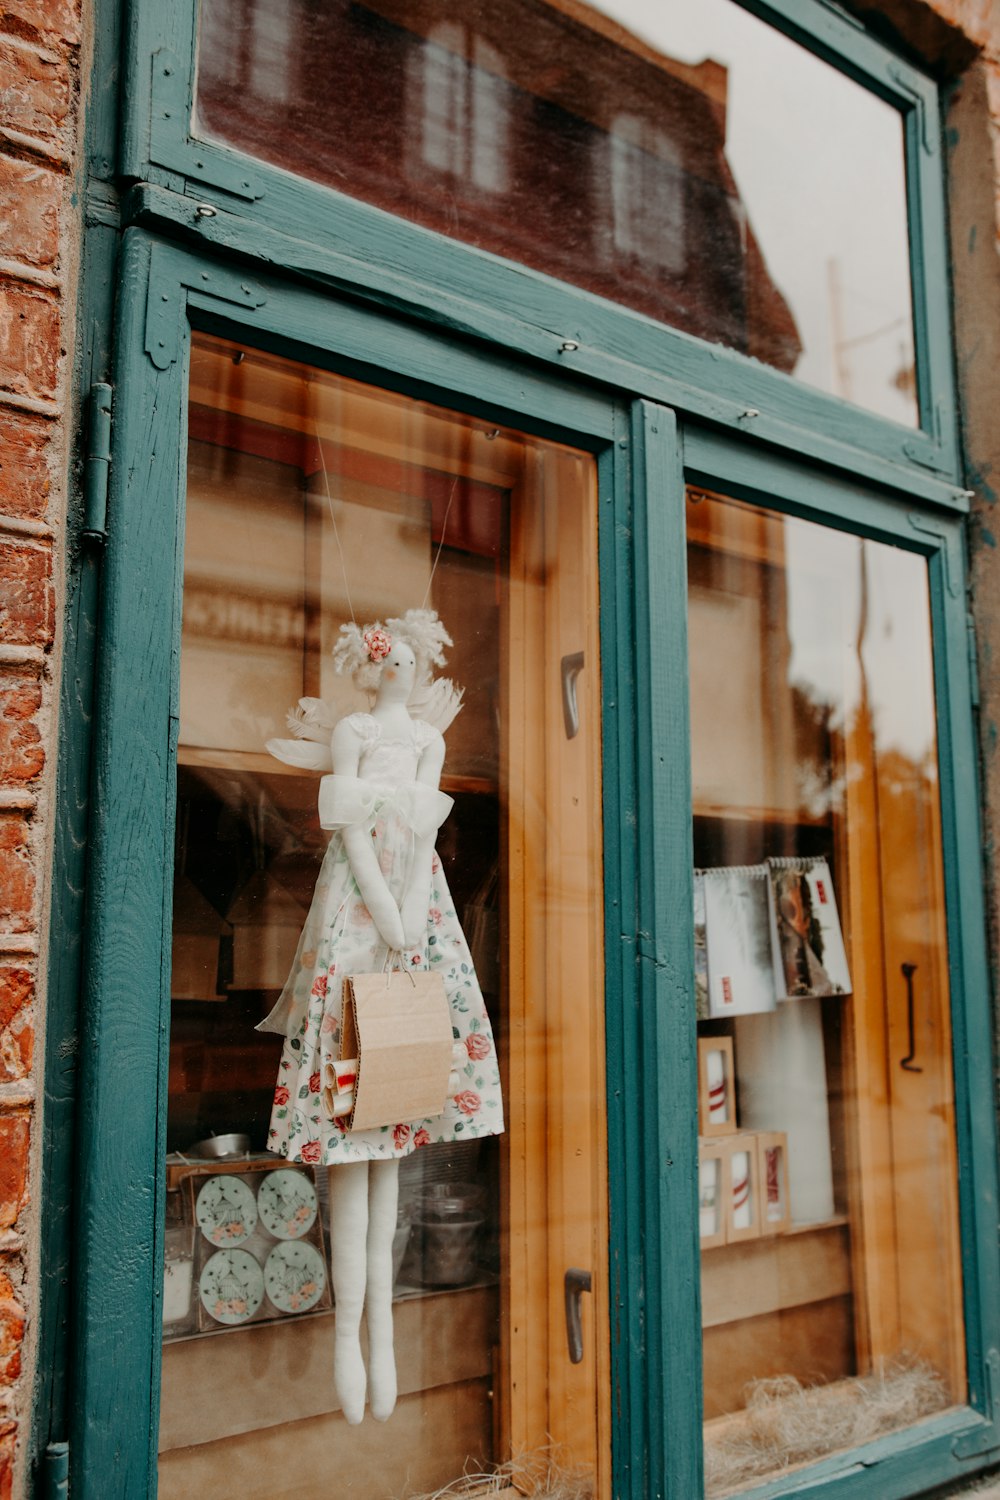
[
  {"left": 403, "top": 1449, "right": 594, "bottom": 1500},
  {"left": 705, "top": 1360, "right": 948, "bottom": 1496}
]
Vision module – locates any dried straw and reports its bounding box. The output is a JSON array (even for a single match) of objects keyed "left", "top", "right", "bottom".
[
  {"left": 705, "top": 1360, "right": 948, "bottom": 1496},
  {"left": 402, "top": 1449, "right": 593, "bottom": 1500}
]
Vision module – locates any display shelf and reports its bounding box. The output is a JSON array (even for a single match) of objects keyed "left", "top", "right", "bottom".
[
  {"left": 701, "top": 1217, "right": 850, "bottom": 1327},
  {"left": 160, "top": 1283, "right": 497, "bottom": 1448},
  {"left": 177, "top": 743, "right": 498, "bottom": 797}
]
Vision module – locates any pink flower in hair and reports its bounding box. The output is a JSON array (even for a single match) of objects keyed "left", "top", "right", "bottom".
[{"left": 364, "top": 627, "right": 392, "bottom": 663}]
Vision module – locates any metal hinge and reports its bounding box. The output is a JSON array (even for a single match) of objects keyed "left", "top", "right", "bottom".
[
  {"left": 968, "top": 613, "right": 981, "bottom": 709},
  {"left": 40, "top": 1441, "right": 69, "bottom": 1498},
  {"left": 83, "top": 383, "right": 112, "bottom": 544}
]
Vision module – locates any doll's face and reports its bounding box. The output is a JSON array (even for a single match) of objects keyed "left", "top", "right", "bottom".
[{"left": 380, "top": 641, "right": 416, "bottom": 696}]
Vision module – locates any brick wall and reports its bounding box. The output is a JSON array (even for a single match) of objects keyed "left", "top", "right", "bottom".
[
  {"left": 0, "top": 2, "right": 995, "bottom": 1499},
  {"left": 0, "top": 0, "right": 82, "bottom": 1494}
]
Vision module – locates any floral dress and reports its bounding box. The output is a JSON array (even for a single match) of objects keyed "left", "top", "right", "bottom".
[{"left": 258, "top": 712, "right": 504, "bottom": 1165}]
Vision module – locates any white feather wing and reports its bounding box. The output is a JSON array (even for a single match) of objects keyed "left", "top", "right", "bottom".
[{"left": 407, "top": 678, "right": 464, "bottom": 733}]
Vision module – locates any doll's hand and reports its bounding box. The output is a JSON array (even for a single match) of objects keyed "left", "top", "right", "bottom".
[
  {"left": 400, "top": 885, "right": 430, "bottom": 950},
  {"left": 373, "top": 905, "right": 407, "bottom": 954},
  {"left": 361, "top": 886, "right": 406, "bottom": 952}
]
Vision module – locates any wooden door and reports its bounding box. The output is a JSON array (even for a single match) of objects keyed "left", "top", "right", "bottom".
[{"left": 501, "top": 445, "right": 610, "bottom": 1491}]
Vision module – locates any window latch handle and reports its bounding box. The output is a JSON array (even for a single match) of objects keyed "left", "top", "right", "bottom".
[
  {"left": 900, "top": 962, "right": 923, "bottom": 1072},
  {"left": 561, "top": 652, "right": 584, "bottom": 739},
  {"left": 564, "top": 1266, "right": 592, "bottom": 1363}
]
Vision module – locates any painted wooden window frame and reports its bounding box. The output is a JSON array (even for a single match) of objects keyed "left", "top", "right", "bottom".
[
  {"left": 119, "top": 0, "right": 964, "bottom": 495},
  {"left": 57, "top": 227, "right": 1000, "bottom": 1500},
  {"left": 41, "top": 0, "right": 1000, "bottom": 1496}
]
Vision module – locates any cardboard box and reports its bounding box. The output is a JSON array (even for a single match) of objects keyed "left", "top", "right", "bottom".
[
  {"left": 698, "top": 1036, "right": 736, "bottom": 1136},
  {"left": 725, "top": 1136, "right": 762, "bottom": 1244},
  {"left": 698, "top": 1141, "right": 727, "bottom": 1250},
  {"left": 757, "top": 1130, "right": 790, "bottom": 1236}
]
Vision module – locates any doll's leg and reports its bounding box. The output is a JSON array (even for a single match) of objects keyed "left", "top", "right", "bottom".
[
  {"left": 365, "top": 1157, "right": 400, "bottom": 1422},
  {"left": 328, "top": 1161, "right": 370, "bottom": 1425}
]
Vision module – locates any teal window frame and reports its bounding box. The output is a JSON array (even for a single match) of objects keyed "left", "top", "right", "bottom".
[
  {"left": 39, "top": 0, "right": 1000, "bottom": 1496},
  {"left": 58, "top": 232, "right": 1000, "bottom": 1500},
  {"left": 121, "top": 0, "right": 962, "bottom": 493}
]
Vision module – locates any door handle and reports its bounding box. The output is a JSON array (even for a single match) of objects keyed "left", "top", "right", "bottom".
[
  {"left": 561, "top": 652, "right": 584, "bottom": 739},
  {"left": 900, "top": 962, "right": 922, "bottom": 1072},
  {"left": 564, "top": 1267, "right": 592, "bottom": 1363}
]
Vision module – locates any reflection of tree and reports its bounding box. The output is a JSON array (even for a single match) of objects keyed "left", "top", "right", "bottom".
[
  {"left": 791, "top": 681, "right": 941, "bottom": 822},
  {"left": 790, "top": 677, "right": 936, "bottom": 825},
  {"left": 790, "top": 681, "right": 846, "bottom": 820}
]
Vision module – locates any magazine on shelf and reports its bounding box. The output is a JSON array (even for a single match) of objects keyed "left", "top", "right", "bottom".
[
  {"left": 767, "top": 856, "right": 851, "bottom": 999},
  {"left": 702, "top": 864, "right": 777, "bottom": 1018},
  {"left": 693, "top": 871, "right": 709, "bottom": 1022}
]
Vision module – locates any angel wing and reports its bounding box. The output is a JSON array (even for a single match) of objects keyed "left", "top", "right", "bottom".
[
  {"left": 285, "top": 696, "right": 337, "bottom": 742},
  {"left": 407, "top": 677, "right": 464, "bottom": 733},
  {"left": 265, "top": 737, "right": 333, "bottom": 772},
  {"left": 267, "top": 697, "right": 336, "bottom": 771}
]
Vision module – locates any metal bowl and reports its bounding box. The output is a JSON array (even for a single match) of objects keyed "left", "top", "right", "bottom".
[{"left": 188, "top": 1133, "right": 251, "bottom": 1160}]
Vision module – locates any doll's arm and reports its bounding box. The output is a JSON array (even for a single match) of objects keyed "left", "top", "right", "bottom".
[
  {"left": 331, "top": 720, "right": 406, "bottom": 952},
  {"left": 399, "top": 730, "right": 446, "bottom": 949}
]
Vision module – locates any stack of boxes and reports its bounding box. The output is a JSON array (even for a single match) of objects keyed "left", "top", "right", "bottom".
[{"left": 697, "top": 1037, "right": 789, "bottom": 1248}]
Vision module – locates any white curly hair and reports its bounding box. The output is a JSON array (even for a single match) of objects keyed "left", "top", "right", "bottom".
[{"left": 332, "top": 608, "right": 451, "bottom": 687}]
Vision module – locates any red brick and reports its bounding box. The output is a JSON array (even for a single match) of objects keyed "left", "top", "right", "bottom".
[
  {"left": 0, "top": 679, "right": 43, "bottom": 785},
  {"left": 0, "top": 539, "right": 53, "bottom": 646},
  {"left": 0, "top": 285, "right": 60, "bottom": 403},
  {"left": 0, "top": 0, "right": 82, "bottom": 49},
  {"left": 927, "top": 0, "right": 996, "bottom": 51},
  {"left": 0, "top": 1426, "right": 14, "bottom": 1500},
  {"left": 0, "top": 38, "right": 71, "bottom": 152},
  {"left": 0, "top": 1015, "right": 31, "bottom": 1081},
  {"left": 0, "top": 409, "right": 52, "bottom": 521},
  {"left": 0, "top": 156, "right": 60, "bottom": 270},
  {"left": 0, "top": 968, "right": 32, "bottom": 1083},
  {"left": 0, "top": 1287, "right": 25, "bottom": 1386},
  {"left": 0, "top": 819, "right": 34, "bottom": 934},
  {"left": 0, "top": 1114, "right": 29, "bottom": 1231}
]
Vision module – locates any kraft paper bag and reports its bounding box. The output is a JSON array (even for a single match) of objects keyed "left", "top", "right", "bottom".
[{"left": 341, "top": 970, "right": 453, "bottom": 1132}]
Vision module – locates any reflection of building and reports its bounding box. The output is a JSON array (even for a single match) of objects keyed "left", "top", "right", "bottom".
[{"left": 198, "top": 0, "right": 801, "bottom": 369}]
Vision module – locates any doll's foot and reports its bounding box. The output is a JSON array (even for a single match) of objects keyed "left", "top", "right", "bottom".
[
  {"left": 368, "top": 1341, "right": 397, "bottom": 1422},
  {"left": 334, "top": 1336, "right": 367, "bottom": 1425}
]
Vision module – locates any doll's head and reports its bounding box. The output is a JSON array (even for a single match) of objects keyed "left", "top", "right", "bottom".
[
  {"left": 332, "top": 609, "right": 452, "bottom": 696},
  {"left": 378, "top": 639, "right": 417, "bottom": 701}
]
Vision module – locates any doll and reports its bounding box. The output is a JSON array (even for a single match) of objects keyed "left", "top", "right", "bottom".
[{"left": 258, "top": 609, "right": 504, "bottom": 1424}]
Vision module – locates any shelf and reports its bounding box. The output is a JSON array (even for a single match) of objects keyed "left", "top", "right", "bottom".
[
  {"left": 177, "top": 744, "right": 497, "bottom": 796},
  {"left": 701, "top": 1218, "right": 850, "bottom": 1329},
  {"left": 693, "top": 801, "right": 830, "bottom": 828},
  {"left": 159, "top": 1283, "right": 497, "bottom": 1450}
]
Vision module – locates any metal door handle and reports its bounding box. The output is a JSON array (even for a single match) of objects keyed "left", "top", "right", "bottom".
[
  {"left": 561, "top": 652, "right": 584, "bottom": 739},
  {"left": 564, "top": 1267, "right": 592, "bottom": 1363},
  {"left": 900, "top": 962, "right": 922, "bottom": 1072}
]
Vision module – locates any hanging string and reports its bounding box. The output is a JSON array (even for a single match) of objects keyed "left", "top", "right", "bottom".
[
  {"left": 314, "top": 424, "right": 357, "bottom": 628},
  {"left": 421, "top": 476, "right": 458, "bottom": 611},
  {"left": 311, "top": 389, "right": 458, "bottom": 625}
]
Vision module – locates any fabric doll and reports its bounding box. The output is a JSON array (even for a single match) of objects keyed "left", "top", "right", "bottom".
[{"left": 259, "top": 609, "right": 504, "bottom": 1424}]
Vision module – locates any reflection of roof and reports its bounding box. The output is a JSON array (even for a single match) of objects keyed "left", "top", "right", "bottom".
[
  {"left": 365, "top": 0, "right": 731, "bottom": 135},
  {"left": 198, "top": 0, "right": 802, "bottom": 371},
  {"left": 542, "top": 0, "right": 730, "bottom": 110}
]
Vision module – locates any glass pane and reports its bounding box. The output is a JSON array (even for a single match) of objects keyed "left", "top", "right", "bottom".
[
  {"left": 159, "top": 333, "right": 609, "bottom": 1497},
  {"left": 688, "top": 491, "right": 963, "bottom": 1494},
  {"left": 195, "top": 0, "right": 917, "bottom": 425}
]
